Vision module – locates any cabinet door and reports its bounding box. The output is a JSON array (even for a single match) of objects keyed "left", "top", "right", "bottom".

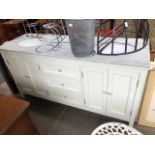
[
  {"left": 27, "top": 62, "right": 48, "bottom": 97},
  {"left": 106, "top": 69, "right": 139, "bottom": 121},
  {"left": 4, "top": 58, "right": 35, "bottom": 94},
  {"left": 82, "top": 67, "right": 108, "bottom": 113}
]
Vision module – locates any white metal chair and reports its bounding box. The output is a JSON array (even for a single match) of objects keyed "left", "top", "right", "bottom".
[{"left": 91, "top": 122, "right": 142, "bottom": 135}]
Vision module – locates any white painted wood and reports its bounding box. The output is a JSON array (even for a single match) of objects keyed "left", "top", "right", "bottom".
[
  {"left": 38, "top": 61, "right": 81, "bottom": 80},
  {"left": 106, "top": 69, "right": 139, "bottom": 121},
  {"left": 82, "top": 67, "right": 108, "bottom": 113},
  {"left": 1, "top": 51, "right": 148, "bottom": 126},
  {"left": 3, "top": 57, "right": 35, "bottom": 94},
  {"left": 27, "top": 62, "right": 48, "bottom": 97},
  {"left": 48, "top": 86, "right": 83, "bottom": 106},
  {"left": 46, "top": 76, "right": 82, "bottom": 93},
  {"left": 129, "top": 71, "right": 148, "bottom": 126}
]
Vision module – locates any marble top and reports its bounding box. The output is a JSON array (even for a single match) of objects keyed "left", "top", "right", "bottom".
[{"left": 0, "top": 34, "right": 151, "bottom": 68}]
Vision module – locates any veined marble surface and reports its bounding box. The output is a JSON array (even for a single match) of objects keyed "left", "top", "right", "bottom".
[{"left": 0, "top": 34, "right": 150, "bottom": 68}]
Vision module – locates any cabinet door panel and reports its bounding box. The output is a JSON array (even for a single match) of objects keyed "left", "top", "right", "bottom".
[
  {"left": 27, "top": 62, "right": 48, "bottom": 97},
  {"left": 5, "top": 58, "right": 35, "bottom": 94},
  {"left": 107, "top": 70, "right": 139, "bottom": 120},
  {"left": 82, "top": 68, "right": 108, "bottom": 113}
]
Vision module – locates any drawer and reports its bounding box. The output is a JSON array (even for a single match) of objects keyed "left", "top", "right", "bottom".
[
  {"left": 38, "top": 63, "right": 80, "bottom": 80},
  {"left": 48, "top": 86, "right": 83, "bottom": 105},
  {"left": 47, "top": 77, "right": 82, "bottom": 93}
]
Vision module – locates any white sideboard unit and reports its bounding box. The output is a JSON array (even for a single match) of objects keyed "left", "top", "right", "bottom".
[
  {"left": 0, "top": 50, "right": 148, "bottom": 126},
  {"left": 0, "top": 34, "right": 150, "bottom": 126}
]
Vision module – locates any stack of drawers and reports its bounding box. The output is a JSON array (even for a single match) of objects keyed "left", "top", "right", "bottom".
[{"left": 38, "top": 60, "right": 84, "bottom": 107}]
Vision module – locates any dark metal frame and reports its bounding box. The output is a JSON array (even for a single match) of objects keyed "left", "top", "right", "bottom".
[{"left": 96, "top": 19, "right": 149, "bottom": 56}]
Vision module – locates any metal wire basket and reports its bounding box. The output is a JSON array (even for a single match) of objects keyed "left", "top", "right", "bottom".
[{"left": 96, "top": 19, "right": 149, "bottom": 56}]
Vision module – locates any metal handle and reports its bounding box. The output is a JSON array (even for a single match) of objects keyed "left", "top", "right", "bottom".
[
  {"left": 107, "top": 92, "right": 112, "bottom": 95},
  {"left": 102, "top": 91, "right": 112, "bottom": 95},
  {"left": 38, "top": 64, "right": 41, "bottom": 71},
  {"left": 58, "top": 68, "right": 62, "bottom": 72},
  {"left": 61, "top": 83, "right": 65, "bottom": 87}
]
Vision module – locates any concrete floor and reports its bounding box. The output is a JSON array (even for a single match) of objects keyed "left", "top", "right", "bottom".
[{"left": 26, "top": 95, "right": 155, "bottom": 135}]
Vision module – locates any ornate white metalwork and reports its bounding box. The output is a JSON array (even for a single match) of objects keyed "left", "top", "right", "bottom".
[{"left": 91, "top": 122, "right": 142, "bottom": 135}]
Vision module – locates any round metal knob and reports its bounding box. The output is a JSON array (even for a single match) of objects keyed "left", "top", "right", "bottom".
[
  {"left": 107, "top": 92, "right": 112, "bottom": 95},
  {"left": 102, "top": 91, "right": 112, "bottom": 95},
  {"left": 61, "top": 83, "right": 65, "bottom": 87},
  {"left": 58, "top": 68, "right": 62, "bottom": 72}
]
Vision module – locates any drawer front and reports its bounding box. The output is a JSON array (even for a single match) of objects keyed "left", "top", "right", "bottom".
[
  {"left": 38, "top": 63, "right": 80, "bottom": 80},
  {"left": 47, "top": 77, "right": 82, "bottom": 93},
  {"left": 48, "top": 86, "right": 83, "bottom": 105}
]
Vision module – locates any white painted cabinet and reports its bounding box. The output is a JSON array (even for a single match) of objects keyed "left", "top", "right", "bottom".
[
  {"left": 82, "top": 67, "right": 108, "bottom": 113},
  {"left": 1, "top": 52, "right": 148, "bottom": 126},
  {"left": 47, "top": 86, "right": 84, "bottom": 107},
  {"left": 106, "top": 69, "right": 139, "bottom": 120},
  {"left": 31, "top": 57, "right": 84, "bottom": 107},
  {"left": 27, "top": 62, "right": 48, "bottom": 97},
  {"left": 3, "top": 56, "right": 36, "bottom": 95},
  {"left": 82, "top": 67, "right": 140, "bottom": 121}
]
